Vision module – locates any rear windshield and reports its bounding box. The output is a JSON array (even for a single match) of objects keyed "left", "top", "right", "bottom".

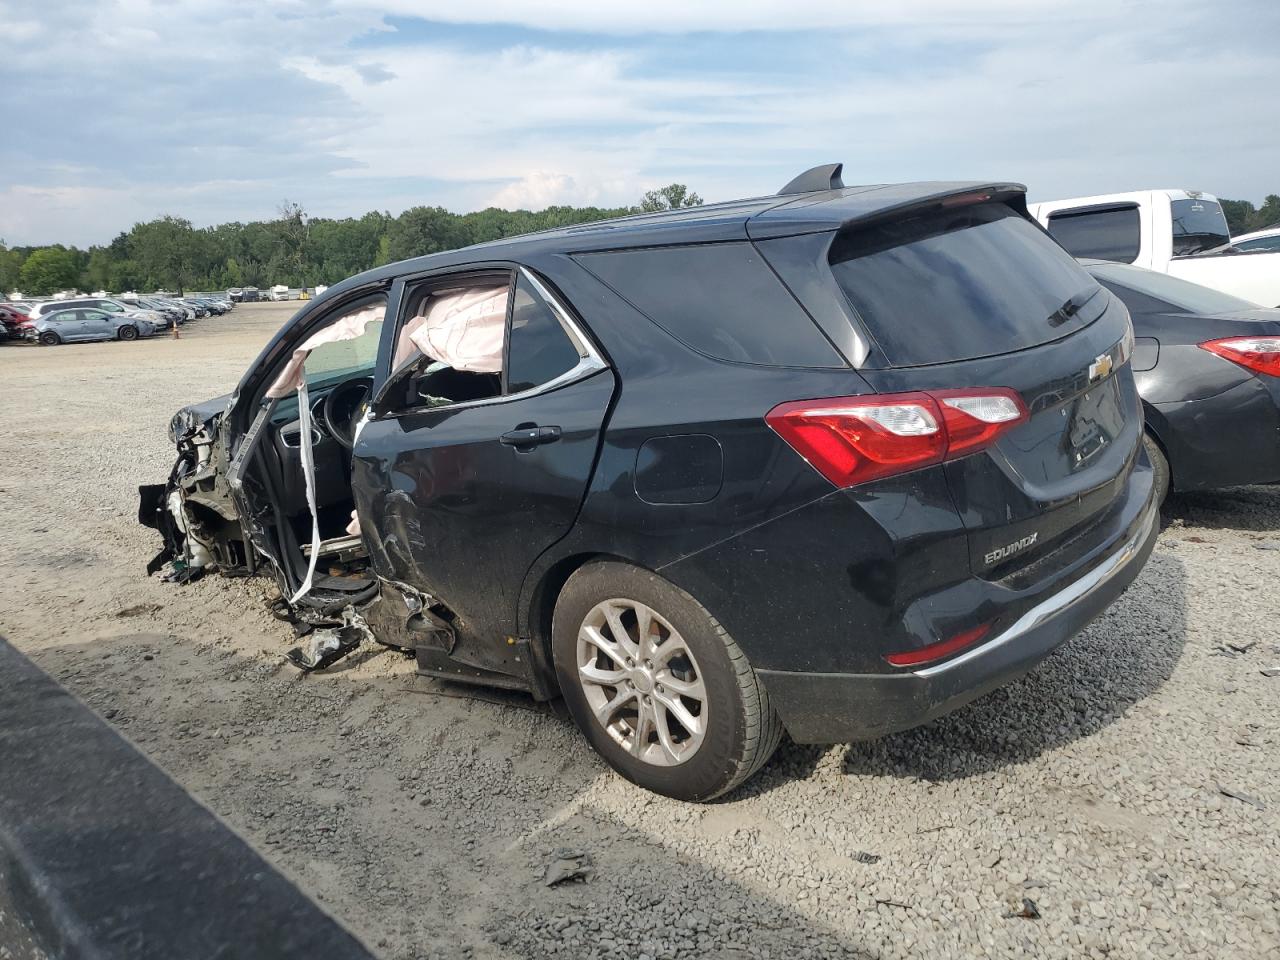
[
  {"left": 1171, "top": 198, "right": 1230, "bottom": 256},
  {"left": 829, "top": 204, "right": 1104, "bottom": 366}
]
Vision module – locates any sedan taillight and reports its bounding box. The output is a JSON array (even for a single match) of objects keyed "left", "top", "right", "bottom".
[
  {"left": 1200, "top": 336, "right": 1280, "bottom": 377},
  {"left": 766, "top": 388, "right": 1027, "bottom": 488}
]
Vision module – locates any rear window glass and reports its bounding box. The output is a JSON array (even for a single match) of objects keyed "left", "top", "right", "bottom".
[
  {"left": 1235, "top": 235, "right": 1280, "bottom": 252},
  {"left": 507, "top": 274, "right": 582, "bottom": 393},
  {"left": 1046, "top": 205, "right": 1141, "bottom": 262},
  {"left": 830, "top": 204, "right": 1104, "bottom": 367},
  {"left": 574, "top": 243, "right": 843, "bottom": 367},
  {"left": 1170, "top": 198, "right": 1230, "bottom": 256}
]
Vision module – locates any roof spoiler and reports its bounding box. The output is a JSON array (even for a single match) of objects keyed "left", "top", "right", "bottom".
[{"left": 777, "top": 163, "right": 844, "bottom": 196}]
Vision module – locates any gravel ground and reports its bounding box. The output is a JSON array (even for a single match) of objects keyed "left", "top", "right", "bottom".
[{"left": 0, "top": 302, "right": 1277, "bottom": 959}]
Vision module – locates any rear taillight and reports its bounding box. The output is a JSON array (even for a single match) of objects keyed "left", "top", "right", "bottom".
[
  {"left": 1200, "top": 336, "right": 1280, "bottom": 377},
  {"left": 766, "top": 387, "right": 1027, "bottom": 488}
]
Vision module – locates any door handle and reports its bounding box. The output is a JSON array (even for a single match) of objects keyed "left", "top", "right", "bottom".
[{"left": 500, "top": 425, "right": 562, "bottom": 448}]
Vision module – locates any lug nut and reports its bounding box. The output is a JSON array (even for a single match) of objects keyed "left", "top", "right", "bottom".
[
  {"left": 656, "top": 684, "right": 664, "bottom": 693},
  {"left": 644, "top": 659, "right": 653, "bottom": 670},
  {"left": 625, "top": 658, "right": 634, "bottom": 667}
]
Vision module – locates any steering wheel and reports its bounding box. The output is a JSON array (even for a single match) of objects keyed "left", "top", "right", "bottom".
[{"left": 322, "top": 376, "right": 374, "bottom": 449}]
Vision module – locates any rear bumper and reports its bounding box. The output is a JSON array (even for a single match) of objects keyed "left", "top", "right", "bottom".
[{"left": 760, "top": 498, "right": 1159, "bottom": 743}]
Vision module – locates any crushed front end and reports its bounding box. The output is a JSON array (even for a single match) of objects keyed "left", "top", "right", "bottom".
[{"left": 138, "top": 395, "right": 255, "bottom": 583}]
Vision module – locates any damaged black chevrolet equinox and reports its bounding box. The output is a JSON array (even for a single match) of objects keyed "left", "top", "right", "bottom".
[{"left": 141, "top": 164, "right": 1158, "bottom": 800}]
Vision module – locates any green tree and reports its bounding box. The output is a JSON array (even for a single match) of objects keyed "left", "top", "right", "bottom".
[
  {"left": 1253, "top": 194, "right": 1280, "bottom": 231},
  {"left": 0, "top": 245, "right": 24, "bottom": 294},
  {"left": 1220, "top": 199, "right": 1256, "bottom": 235},
  {"left": 19, "top": 246, "right": 80, "bottom": 295},
  {"left": 635, "top": 184, "right": 703, "bottom": 213},
  {"left": 383, "top": 206, "right": 473, "bottom": 262},
  {"left": 131, "top": 216, "right": 199, "bottom": 291},
  {"left": 1219, "top": 194, "right": 1280, "bottom": 235},
  {"left": 274, "top": 200, "right": 311, "bottom": 286},
  {"left": 2, "top": 185, "right": 698, "bottom": 293}
]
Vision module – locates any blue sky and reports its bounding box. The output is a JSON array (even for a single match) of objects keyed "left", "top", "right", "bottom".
[{"left": 2, "top": 0, "right": 1278, "bottom": 247}]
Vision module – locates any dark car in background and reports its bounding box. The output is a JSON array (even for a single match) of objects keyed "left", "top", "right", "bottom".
[
  {"left": 177, "top": 298, "right": 209, "bottom": 318},
  {"left": 194, "top": 297, "right": 229, "bottom": 315},
  {"left": 1, "top": 302, "right": 35, "bottom": 340},
  {"left": 126, "top": 296, "right": 185, "bottom": 327},
  {"left": 141, "top": 167, "right": 1157, "bottom": 800},
  {"left": 1085, "top": 261, "right": 1280, "bottom": 502}
]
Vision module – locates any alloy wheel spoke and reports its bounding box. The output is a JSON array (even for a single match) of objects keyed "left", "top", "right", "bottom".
[
  {"left": 630, "top": 701, "right": 654, "bottom": 757},
  {"left": 654, "top": 690, "right": 703, "bottom": 738},
  {"left": 581, "top": 624, "right": 628, "bottom": 668},
  {"left": 634, "top": 604, "right": 656, "bottom": 659},
  {"left": 602, "top": 603, "right": 640, "bottom": 659},
  {"left": 655, "top": 670, "right": 704, "bottom": 699},
  {"left": 578, "top": 661, "right": 624, "bottom": 687},
  {"left": 653, "top": 707, "right": 682, "bottom": 764},
  {"left": 594, "top": 687, "right": 635, "bottom": 726}
]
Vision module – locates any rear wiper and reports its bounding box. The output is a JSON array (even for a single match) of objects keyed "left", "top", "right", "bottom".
[{"left": 1047, "top": 287, "right": 1101, "bottom": 327}]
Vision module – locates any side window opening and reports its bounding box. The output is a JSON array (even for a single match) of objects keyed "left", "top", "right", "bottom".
[
  {"left": 390, "top": 279, "right": 510, "bottom": 410},
  {"left": 381, "top": 269, "right": 592, "bottom": 414},
  {"left": 265, "top": 297, "right": 388, "bottom": 403}
]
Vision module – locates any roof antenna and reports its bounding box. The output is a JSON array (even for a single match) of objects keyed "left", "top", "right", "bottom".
[{"left": 777, "top": 163, "right": 844, "bottom": 196}]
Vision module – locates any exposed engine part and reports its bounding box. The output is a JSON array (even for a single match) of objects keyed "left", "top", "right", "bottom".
[
  {"left": 284, "top": 605, "right": 373, "bottom": 672},
  {"left": 167, "top": 489, "right": 213, "bottom": 570}
]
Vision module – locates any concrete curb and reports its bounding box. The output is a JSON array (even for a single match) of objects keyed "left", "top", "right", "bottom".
[{"left": 0, "top": 637, "right": 375, "bottom": 959}]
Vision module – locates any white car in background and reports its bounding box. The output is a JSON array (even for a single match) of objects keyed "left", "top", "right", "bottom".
[
  {"left": 1231, "top": 225, "right": 1280, "bottom": 253},
  {"left": 1029, "top": 189, "right": 1280, "bottom": 307}
]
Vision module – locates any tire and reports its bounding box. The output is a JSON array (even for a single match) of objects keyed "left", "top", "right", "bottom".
[
  {"left": 552, "top": 561, "right": 782, "bottom": 801},
  {"left": 118, "top": 325, "right": 139, "bottom": 341},
  {"left": 1143, "top": 431, "right": 1170, "bottom": 506},
  {"left": 38, "top": 331, "right": 60, "bottom": 346}
]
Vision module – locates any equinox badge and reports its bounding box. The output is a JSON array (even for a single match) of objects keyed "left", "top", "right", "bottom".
[{"left": 985, "top": 532, "right": 1039, "bottom": 566}]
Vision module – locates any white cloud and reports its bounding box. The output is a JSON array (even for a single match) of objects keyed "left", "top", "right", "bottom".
[
  {"left": 1, "top": 0, "right": 1277, "bottom": 246},
  {"left": 342, "top": 0, "right": 1106, "bottom": 33}
]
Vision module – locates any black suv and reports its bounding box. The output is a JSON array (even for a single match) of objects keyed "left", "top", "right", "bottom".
[{"left": 141, "top": 165, "right": 1158, "bottom": 800}]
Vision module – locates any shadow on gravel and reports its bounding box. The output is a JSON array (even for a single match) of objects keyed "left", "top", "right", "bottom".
[
  {"left": 24, "top": 631, "right": 884, "bottom": 960},
  {"left": 835, "top": 549, "right": 1189, "bottom": 783},
  {"left": 1161, "top": 485, "right": 1280, "bottom": 532}
]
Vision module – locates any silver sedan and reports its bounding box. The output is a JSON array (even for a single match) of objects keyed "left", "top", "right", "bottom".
[{"left": 31, "top": 307, "right": 158, "bottom": 345}]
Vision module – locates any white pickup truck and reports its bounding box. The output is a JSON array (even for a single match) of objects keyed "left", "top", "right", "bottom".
[{"left": 1029, "top": 189, "right": 1280, "bottom": 307}]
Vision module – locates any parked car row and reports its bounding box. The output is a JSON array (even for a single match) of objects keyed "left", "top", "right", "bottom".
[{"left": 0, "top": 293, "right": 233, "bottom": 345}]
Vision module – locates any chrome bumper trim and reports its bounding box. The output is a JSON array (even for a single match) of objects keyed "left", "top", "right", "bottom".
[{"left": 915, "top": 503, "right": 1157, "bottom": 679}]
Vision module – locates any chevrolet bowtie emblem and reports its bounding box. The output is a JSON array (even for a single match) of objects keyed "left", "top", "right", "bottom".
[{"left": 1088, "top": 353, "right": 1113, "bottom": 382}]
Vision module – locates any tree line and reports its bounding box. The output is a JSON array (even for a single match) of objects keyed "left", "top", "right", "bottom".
[
  {"left": 0, "top": 184, "right": 703, "bottom": 297},
  {"left": 1218, "top": 194, "right": 1280, "bottom": 236},
  {"left": 4, "top": 185, "right": 1276, "bottom": 298}
]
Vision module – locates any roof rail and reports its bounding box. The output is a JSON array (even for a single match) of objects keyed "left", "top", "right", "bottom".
[{"left": 777, "top": 163, "right": 844, "bottom": 196}]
